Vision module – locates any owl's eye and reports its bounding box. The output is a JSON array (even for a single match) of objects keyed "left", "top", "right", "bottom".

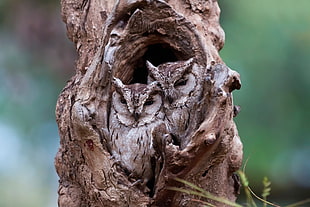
[
  {"left": 144, "top": 99, "right": 154, "bottom": 106},
  {"left": 175, "top": 78, "right": 188, "bottom": 87},
  {"left": 120, "top": 98, "right": 127, "bottom": 104}
]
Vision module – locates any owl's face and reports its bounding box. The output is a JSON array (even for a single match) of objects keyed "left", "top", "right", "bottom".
[
  {"left": 146, "top": 58, "right": 198, "bottom": 106},
  {"left": 111, "top": 77, "right": 163, "bottom": 126}
]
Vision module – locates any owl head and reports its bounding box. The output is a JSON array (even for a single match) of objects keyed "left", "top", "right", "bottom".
[
  {"left": 111, "top": 77, "right": 163, "bottom": 126},
  {"left": 146, "top": 58, "right": 198, "bottom": 106}
]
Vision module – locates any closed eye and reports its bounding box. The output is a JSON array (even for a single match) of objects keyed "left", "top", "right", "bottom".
[
  {"left": 174, "top": 79, "right": 188, "bottom": 87},
  {"left": 120, "top": 98, "right": 127, "bottom": 104},
  {"left": 144, "top": 99, "right": 154, "bottom": 106}
]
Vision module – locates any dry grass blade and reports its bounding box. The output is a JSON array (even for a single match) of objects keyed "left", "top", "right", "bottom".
[
  {"left": 285, "top": 198, "right": 310, "bottom": 207},
  {"left": 169, "top": 178, "right": 243, "bottom": 207}
]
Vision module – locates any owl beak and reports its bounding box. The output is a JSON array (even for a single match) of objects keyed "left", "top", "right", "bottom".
[
  {"left": 134, "top": 112, "right": 140, "bottom": 121},
  {"left": 167, "top": 95, "right": 174, "bottom": 104}
]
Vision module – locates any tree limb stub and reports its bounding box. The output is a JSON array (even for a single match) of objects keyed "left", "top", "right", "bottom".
[{"left": 56, "top": 0, "right": 243, "bottom": 206}]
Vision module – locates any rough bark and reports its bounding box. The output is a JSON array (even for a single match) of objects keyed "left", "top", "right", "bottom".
[{"left": 55, "top": 0, "right": 243, "bottom": 206}]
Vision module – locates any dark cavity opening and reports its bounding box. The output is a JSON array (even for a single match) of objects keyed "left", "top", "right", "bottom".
[
  {"left": 144, "top": 44, "right": 179, "bottom": 66},
  {"left": 130, "top": 43, "right": 180, "bottom": 84}
]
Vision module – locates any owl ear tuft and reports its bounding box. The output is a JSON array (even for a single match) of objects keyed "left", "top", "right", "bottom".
[
  {"left": 112, "top": 77, "right": 125, "bottom": 93},
  {"left": 146, "top": 60, "right": 161, "bottom": 80},
  {"left": 112, "top": 77, "right": 123, "bottom": 87},
  {"left": 177, "top": 57, "right": 195, "bottom": 74},
  {"left": 146, "top": 60, "right": 156, "bottom": 71},
  {"left": 146, "top": 60, "right": 159, "bottom": 75}
]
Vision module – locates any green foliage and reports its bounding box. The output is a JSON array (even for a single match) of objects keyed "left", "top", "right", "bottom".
[
  {"left": 262, "top": 177, "right": 271, "bottom": 206},
  {"left": 220, "top": 0, "right": 310, "bottom": 199}
]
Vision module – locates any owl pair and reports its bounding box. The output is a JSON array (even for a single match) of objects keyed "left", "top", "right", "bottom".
[
  {"left": 110, "top": 58, "right": 202, "bottom": 145},
  {"left": 108, "top": 58, "right": 204, "bottom": 190}
]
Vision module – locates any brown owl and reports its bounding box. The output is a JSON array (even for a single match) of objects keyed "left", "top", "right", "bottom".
[
  {"left": 146, "top": 58, "right": 206, "bottom": 148},
  {"left": 109, "top": 77, "right": 164, "bottom": 191}
]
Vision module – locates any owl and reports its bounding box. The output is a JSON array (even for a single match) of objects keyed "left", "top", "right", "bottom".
[
  {"left": 146, "top": 58, "right": 205, "bottom": 148},
  {"left": 108, "top": 77, "right": 164, "bottom": 191}
]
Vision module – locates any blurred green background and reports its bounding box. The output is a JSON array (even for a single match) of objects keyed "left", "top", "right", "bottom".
[{"left": 0, "top": 0, "right": 309, "bottom": 206}]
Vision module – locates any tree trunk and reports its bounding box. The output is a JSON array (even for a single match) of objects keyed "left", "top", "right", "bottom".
[{"left": 55, "top": 0, "right": 243, "bottom": 206}]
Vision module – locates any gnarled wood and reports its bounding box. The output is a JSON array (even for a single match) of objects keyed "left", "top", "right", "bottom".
[{"left": 55, "top": 0, "right": 243, "bottom": 206}]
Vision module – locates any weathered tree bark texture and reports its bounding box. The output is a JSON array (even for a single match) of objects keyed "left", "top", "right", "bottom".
[{"left": 55, "top": 0, "right": 243, "bottom": 206}]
